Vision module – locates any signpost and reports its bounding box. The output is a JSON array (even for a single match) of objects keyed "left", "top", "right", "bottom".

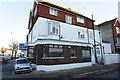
[{"left": 19, "top": 43, "right": 28, "bottom": 57}]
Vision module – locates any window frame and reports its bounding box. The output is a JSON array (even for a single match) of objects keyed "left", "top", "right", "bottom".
[
  {"left": 70, "top": 47, "right": 77, "bottom": 58},
  {"left": 48, "top": 21, "right": 59, "bottom": 36},
  {"left": 65, "top": 15, "right": 72, "bottom": 24},
  {"left": 42, "top": 45, "right": 64, "bottom": 59},
  {"left": 77, "top": 16, "right": 84, "bottom": 24},
  {"left": 34, "top": 5, "right": 37, "bottom": 17},
  {"left": 50, "top": 7, "right": 58, "bottom": 16},
  {"left": 82, "top": 50, "right": 91, "bottom": 58},
  {"left": 78, "top": 30, "right": 85, "bottom": 39},
  {"left": 116, "top": 27, "right": 120, "bottom": 34}
]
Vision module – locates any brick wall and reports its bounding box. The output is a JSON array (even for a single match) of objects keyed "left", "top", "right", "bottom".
[
  {"left": 35, "top": 44, "right": 91, "bottom": 65},
  {"left": 29, "top": 2, "right": 94, "bottom": 33}
]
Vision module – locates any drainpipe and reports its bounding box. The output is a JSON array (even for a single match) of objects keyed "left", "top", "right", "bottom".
[
  {"left": 112, "top": 24, "right": 117, "bottom": 53},
  {"left": 99, "top": 31, "right": 104, "bottom": 64},
  {"left": 87, "top": 19, "right": 89, "bottom": 44},
  {"left": 59, "top": 23, "right": 61, "bottom": 40},
  {"left": 92, "top": 14, "right": 97, "bottom": 63}
]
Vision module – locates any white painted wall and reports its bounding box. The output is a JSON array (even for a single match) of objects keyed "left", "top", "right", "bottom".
[
  {"left": 102, "top": 43, "right": 112, "bottom": 54},
  {"left": 36, "top": 62, "right": 92, "bottom": 71},
  {"left": 28, "top": 17, "right": 103, "bottom": 65},
  {"left": 104, "top": 54, "right": 120, "bottom": 65},
  {"left": 118, "top": 1, "right": 120, "bottom": 23},
  {"left": 28, "top": 17, "right": 101, "bottom": 46}
]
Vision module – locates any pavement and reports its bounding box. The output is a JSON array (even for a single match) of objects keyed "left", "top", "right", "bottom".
[{"left": 9, "top": 63, "right": 119, "bottom": 79}]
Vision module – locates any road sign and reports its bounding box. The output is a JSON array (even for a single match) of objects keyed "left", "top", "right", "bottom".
[{"left": 19, "top": 43, "right": 28, "bottom": 50}]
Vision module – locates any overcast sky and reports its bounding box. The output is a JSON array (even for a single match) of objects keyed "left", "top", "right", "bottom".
[{"left": 0, "top": 0, "right": 119, "bottom": 48}]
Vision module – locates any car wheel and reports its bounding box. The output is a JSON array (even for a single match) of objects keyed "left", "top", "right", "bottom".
[{"left": 14, "top": 72, "right": 17, "bottom": 74}]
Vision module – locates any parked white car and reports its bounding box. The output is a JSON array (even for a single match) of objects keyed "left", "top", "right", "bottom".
[{"left": 14, "top": 58, "right": 32, "bottom": 74}]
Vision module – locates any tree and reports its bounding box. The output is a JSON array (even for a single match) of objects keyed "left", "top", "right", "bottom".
[
  {"left": 1, "top": 47, "right": 6, "bottom": 56},
  {"left": 9, "top": 41, "right": 19, "bottom": 59}
]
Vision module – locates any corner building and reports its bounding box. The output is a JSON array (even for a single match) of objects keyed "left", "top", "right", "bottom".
[{"left": 27, "top": 0, "right": 103, "bottom": 65}]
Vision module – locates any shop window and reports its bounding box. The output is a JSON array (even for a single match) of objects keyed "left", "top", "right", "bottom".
[
  {"left": 50, "top": 7, "right": 57, "bottom": 16},
  {"left": 28, "top": 47, "right": 34, "bottom": 57},
  {"left": 70, "top": 47, "right": 76, "bottom": 58},
  {"left": 82, "top": 50, "right": 90, "bottom": 58},
  {"left": 66, "top": 15, "right": 72, "bottom": 24},
  {"left": 42, "top": 45, "right": 64, "bottom": 58},
  {"left": 77, "top": 16, "right": 84, "bottom": 23},
  {"left": 89, "top": 31, "right": 93, "bottom": 39}
]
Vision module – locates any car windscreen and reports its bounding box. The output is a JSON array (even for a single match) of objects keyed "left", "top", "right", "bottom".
[{"left": 17, "top": 59, "right": 29, "bottom": 64}]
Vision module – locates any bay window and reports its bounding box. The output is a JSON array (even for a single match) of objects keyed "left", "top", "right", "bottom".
[
  {"left": 48, "top": 21, "right": 59, "bottom": 35},
  {"left": 42, "top": 45, "right": 64, "bottom": 59}
]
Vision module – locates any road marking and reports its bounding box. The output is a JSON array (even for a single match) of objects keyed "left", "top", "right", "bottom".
[{"left": 71, "top": 68, "right": 117, "bottom": 79}]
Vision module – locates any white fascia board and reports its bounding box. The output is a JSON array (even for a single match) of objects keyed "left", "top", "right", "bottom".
[
  {"left": 28, "top": 43, "right": 35, "bottom": 46},
  {"left": 34, "top": 39, "right": 93, "bottom": 47}
]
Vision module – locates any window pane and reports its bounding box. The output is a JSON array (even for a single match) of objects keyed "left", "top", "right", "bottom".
[
  {"left": 78, "top": 32, "right": 80, "bottom": 38},
  {"left": 52, "top": 27, "right": 55, "bottom": 34},
  {"left": 34, "top": 6, "right": 37, "bottom": 17},
  {"left": 55, "top": 10, "right": 57, "bottom": 16},
  {"left": 71, "top": 48, "right": 76, "bottom": 57},
  {"left": 50, "top": 8, "right": 52, "bottom": 14},
  {"left": 48, "top": 22, "right": 51, "bottom": 34},
  {"left": 66, "top": 15, "right": 68, "bottom": 23},
  {"left": 49, "top": 47, "right": 63, "bottom": 57},
  {"left": 82, "top": 50, "right": 90, "bottom": 57},
  {"left": 56, "top": 29, "right": 58, "bottom": 34},
  {"left": 70, "top": 16, "right": 72, "bottom": 24}
]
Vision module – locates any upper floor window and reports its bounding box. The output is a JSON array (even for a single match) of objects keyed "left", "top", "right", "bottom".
[
  {"left": 66, "top": 15, "right": 72, "bottom": 24},
  {"left": 48, "top": 21, "right": 59, "bottom": 35},
  {"left": 78, "top": 30, "right": 85, "bottom": 39},
  {"left": 89, "top": 31, "right": 93, "bottom": 39},
  {"left": 34, "top": 5, "right": 37, "bottom": 17},
  {"left": 50, "top": 8, "right": 57, "bottom": 16},
  {"left": 77, "top": 17, "right": 84, "bottom": 24}
]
